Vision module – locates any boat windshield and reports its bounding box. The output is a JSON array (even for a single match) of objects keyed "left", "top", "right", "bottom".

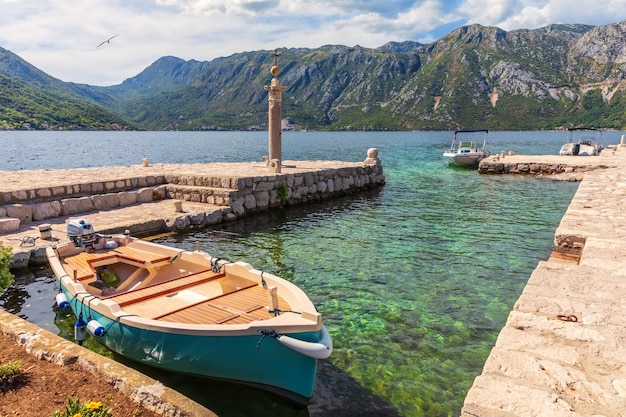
[{"left": 458, "top": 141, "right": 477, "bottom": 149}]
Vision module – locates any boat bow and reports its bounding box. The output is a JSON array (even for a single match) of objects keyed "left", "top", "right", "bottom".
[{"left": 273, "top": 324, "right": 333, "bottom": 359}]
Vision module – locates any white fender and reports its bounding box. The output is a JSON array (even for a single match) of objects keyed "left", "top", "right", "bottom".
[{"left": 276, "top": 325, "right": 333, "bottom": 359}]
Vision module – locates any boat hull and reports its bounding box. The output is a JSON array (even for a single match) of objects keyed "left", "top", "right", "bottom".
[
  {"left": 47, "top": 231, "right": 331, "bottom": 405},
  {"left": 443, "top": 151, "right": 488, "bottom": 166},
  {"left": 59, "top": 282, "right": 320, "bottom": 404}
]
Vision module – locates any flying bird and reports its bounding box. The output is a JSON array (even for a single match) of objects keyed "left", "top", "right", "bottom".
[{"left": 97, "top": 34, "right": 119, "bottom": 48}]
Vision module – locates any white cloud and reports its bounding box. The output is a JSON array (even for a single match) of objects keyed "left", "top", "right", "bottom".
[{"left": 0, "top": 0, "right": 624, "bottom": 85}]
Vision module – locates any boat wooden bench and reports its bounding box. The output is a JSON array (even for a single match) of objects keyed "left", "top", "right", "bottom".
[
  {"left": 104, "top": 268, "right": 226, "bottom": 307},
  {"left": 154, "top": 284, "right": 292, "bottom": 325}
]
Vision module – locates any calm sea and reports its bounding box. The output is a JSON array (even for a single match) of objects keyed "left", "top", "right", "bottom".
[{"left": 3, "top": 130, "right": 624, "bottom": 416}]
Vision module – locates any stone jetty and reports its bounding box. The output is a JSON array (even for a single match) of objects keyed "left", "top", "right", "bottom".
[
  {"left": 462, "top": 144, "right": 626, "bottom": 416},
  {"left": 1, "top": 153, "right": 384, "bottom": 269},
  {"left": 478, "top": 146, "right": 620, "bottom": 178}
]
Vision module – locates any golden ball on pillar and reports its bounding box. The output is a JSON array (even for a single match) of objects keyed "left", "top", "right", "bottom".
[{"left": 270, "top": 65, "right": 280, "bottom": 76}]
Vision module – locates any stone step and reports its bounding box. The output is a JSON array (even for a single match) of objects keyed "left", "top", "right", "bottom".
[
  {"left": 0, "top": 175, "right": 168, "bottom": 205},
  {"left": 1, "top": 186, "right": 165, "bottom": 227},
  {"left": 165, "top": 184, "right": 237, "bottom": 205}
]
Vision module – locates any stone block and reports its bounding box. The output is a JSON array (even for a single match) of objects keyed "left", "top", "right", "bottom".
[
  {"left": 136, "top": 188, "right": 154, "bottom": 203},
  {"left": 244, "top": 194, "right": 256, "bottom": 210},
  {"left": 254, "top": 191, "right": 269, "bottom": 209},
  {"left": 204, "top": 210, "right": 223, "bottom": 225},
  {"left": 188, "top": 213, "right": 205, "bottom": 225},
  {"left": 92, "top": 194, "right": 120, "bottom": 210},
  {"left": 11, "top": 190, "right": 28, "bottom": 201},
  {"left": 231, "top": 197, "right": 245, "bottom": 216},
  {"left": 223, "top": 212, "right": 237, "bottom": 222},
  {"left": 327, "top": 178, "right": 335, "bottom": 193},
  {"left": 152, "top": 185, "right": 167, "bottom": 200},
  {"left": 0, "top": 218, "right": 20, "bottom": 232},
  {"left": 31, "top": 201, "right": 62, "bottom": 221},
  {"left": 61, "top": 197, "right": 94, "bottom": 216},
  {"left": 118, "top": 191, "right": 137, "bottom": 206},
  {"left": 6, "top": 204, "right": 33, "bottom": 223},
  {"left": 255, "top": 181, "right": 273, "bottom": 192},
  {"left": 36, "top": 188, "right": 52, "bottom": 198},
  {"left": 8, "top": 251, "right": 30, "bottom": 269},
  {"left": 166, "top": 215, "right": 190, "bottom": 231},
  {"left": 52, "top": 186, "right": 65, "bottom": 196}
]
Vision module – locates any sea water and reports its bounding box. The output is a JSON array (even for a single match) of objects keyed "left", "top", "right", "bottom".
[{"left": 3, "top": 130, "right": 624, "bottom": 416}]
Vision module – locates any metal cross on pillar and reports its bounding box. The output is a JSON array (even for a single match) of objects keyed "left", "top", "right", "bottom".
[{"left": 264, "top": 49, "right": 287, "bottom": 170}]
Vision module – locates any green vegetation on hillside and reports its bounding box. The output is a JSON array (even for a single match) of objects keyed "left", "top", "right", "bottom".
[
  {"left": 1, "top": 22, "right": 626, "bottom": 131},
  {"left": 0, "top": 75, "right": 133, "bottom": 130}
]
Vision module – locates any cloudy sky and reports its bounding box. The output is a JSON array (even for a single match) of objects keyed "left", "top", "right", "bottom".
[{"left": 1, "top": 0, "right": 624, "bottom": 86}]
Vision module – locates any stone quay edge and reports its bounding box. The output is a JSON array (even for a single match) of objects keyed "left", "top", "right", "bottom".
[
  {"left": 0, "top": 309, "right": 215, "bottom": 417},
  {"left": 462, "top": 143, "right": 626, "bottom": 416},
  {"left": 1, "top": 158, "right": 384, "bottom": 269}
]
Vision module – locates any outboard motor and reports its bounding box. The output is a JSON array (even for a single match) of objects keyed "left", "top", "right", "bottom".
[{"left": 67, "top": 218, "right": 98, "bottom": 249}]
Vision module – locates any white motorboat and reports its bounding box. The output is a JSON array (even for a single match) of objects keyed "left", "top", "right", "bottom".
[
  {"left": 559, "top": 127, "right": 603, "bottom": 156},
  {"left": 443, "top": 129, "right": 490, "bottom": 167}
]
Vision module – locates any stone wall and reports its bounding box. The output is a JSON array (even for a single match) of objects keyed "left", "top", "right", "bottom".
[
  {"left": 0, "top": 162, "right": 384, "bottom": 233},
  {"left": 0, "top": 176, "right": 167, "bottom": 205},
  {"left": 164, "top": 164, "right": 385, "bottom": 217},
  {"left": 479, "top": 160, "right": 609, "bottom": 175},
  {"left": 0, "top": 186, "right": 166, "bottom": 232}
]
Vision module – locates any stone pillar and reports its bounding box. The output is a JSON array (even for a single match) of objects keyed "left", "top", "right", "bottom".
[{"left": 264, "top": 65, "right": 287, "bottom": 165}]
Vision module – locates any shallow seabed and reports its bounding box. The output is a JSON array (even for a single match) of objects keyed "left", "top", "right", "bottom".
[{"left": 2, "top": 130, "right": 612, "bottom": 416}]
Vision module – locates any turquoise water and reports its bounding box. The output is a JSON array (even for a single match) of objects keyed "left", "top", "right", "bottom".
[{"left": 4, "top": 130, "right": 624, "bottom": 416}]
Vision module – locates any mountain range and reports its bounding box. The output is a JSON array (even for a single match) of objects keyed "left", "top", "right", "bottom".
[{"left": 1, "top": 19, "right": 625, "bottom": 131}]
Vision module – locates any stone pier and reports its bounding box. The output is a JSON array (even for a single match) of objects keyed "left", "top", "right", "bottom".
[
  {"left": 1, "top": 158, "right": 384, "bottom": 269},
  {"left": 478, "top": 146, "right": 619, "bottom": 178},
  {"left": 462, "top": 145, "right": 626, "bottom": 416}
]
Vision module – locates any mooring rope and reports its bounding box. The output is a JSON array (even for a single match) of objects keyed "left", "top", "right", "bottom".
[
  {"left": 104, "top": 314, "right": 138, "bottom": 333},
  {"left": 256, "top": 329, "right": 280, "bottom": 349},
  {"left": 268, "top": 308, "right": 301, "bottom": 316},
  {"left": 211, "top": 257, "right": 222, "bottom": 272},
  {"left": 7, "top": 236, "right": 38, "bottom": 247}
]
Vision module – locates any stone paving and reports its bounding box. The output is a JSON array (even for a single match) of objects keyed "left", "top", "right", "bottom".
[{"left": 461, "top": 145, "right": 626, "bottom": 417}]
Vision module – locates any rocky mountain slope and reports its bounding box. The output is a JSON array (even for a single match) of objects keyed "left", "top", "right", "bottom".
[{"left": 1, "top": 20, "right": 625, "bottom": 131}]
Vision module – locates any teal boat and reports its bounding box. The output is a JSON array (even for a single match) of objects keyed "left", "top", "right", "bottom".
[{"left": 46, "top": 219, "right": 332, "bottom": 405}]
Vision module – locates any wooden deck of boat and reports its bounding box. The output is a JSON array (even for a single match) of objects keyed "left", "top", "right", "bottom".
[
  {"left": 104, "top": 269, "right": 223, "bottom": 307},
  {"left": 61, "top": 246, "right": 170, "bottom": 281},
  {"left": 108, "top": 277, "right": 292, "bottom": 325},
  {"left": 61, "top": 248, "right": 294, "bottom": 325},
  {"left": 154, "top": 284, "right": 292, "bottom": 324}
]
